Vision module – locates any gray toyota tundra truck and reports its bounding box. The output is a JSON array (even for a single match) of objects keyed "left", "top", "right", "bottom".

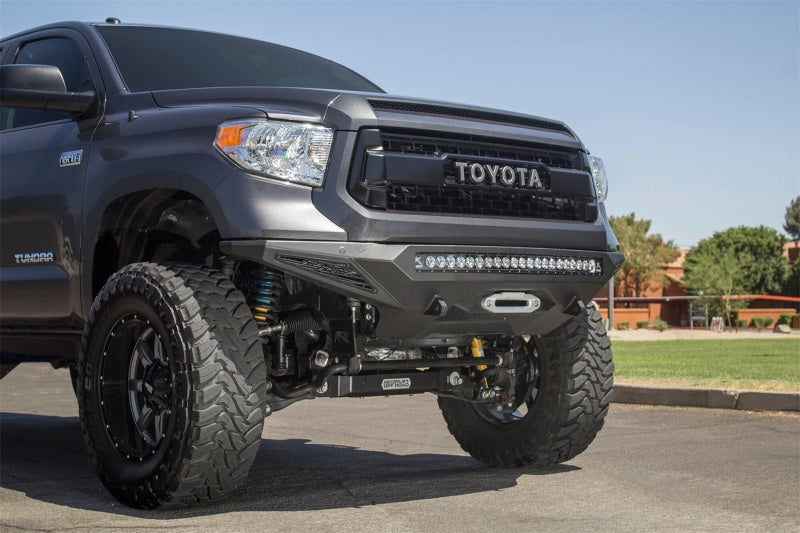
[{"left": 0, "top": 20, "right": 623, "bottom": 508}]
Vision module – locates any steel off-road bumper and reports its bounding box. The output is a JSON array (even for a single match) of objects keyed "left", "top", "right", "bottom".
[{"left": 221, "top": 240, "right": 623, "bottom": 340}]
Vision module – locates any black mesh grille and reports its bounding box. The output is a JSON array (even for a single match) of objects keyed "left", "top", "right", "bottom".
[
  {"left": 381, "top": 132, "right": 588, "bottom": 220},
  {"left": 277, "top": 256, "right": 376, "bottom": 293},
  {"left": 381, "top": 132, "right": 577, "bottom": 171},
  {"left": 369, "top": 99, "right": 574, "bottom": 137},
  {"left": 386, "top": 185, "right": 583, "bottom": 220}
]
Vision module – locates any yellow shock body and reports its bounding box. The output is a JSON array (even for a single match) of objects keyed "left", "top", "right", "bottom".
[{"left": 470, "top": 338, "right": 489, "bottom": 387}]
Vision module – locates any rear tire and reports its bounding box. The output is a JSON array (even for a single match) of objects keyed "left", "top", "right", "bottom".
[
  {"left": 78, "top": 262, "right": 266, "bottom": 508},
  {"left": 438, "top": 304, "right": 613, "bottom": 467}
]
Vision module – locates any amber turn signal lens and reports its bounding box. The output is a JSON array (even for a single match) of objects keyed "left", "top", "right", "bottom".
[{"left": 216, "top": 125, "right": 245, "bottom": 148}]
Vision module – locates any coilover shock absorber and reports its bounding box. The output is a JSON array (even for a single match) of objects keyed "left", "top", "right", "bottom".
[
  {"left": 233, "top": 263, "right": 285, "bottom": 326},
  {"left": 233, "top": 262, "right": 296, "bottom": 376}
]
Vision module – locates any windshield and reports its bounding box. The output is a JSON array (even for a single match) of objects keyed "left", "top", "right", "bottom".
[{"left": 96, "top": 25, "right": 383, "bottom": 93}]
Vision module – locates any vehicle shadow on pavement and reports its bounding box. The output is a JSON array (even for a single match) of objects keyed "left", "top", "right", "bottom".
[{"left": 0, "top": 411, "right": 578, "bottom": 518}]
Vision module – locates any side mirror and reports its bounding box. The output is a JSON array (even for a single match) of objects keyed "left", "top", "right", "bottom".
[{"left": 0, "top": 64, "right": 96, "bottom": 115}]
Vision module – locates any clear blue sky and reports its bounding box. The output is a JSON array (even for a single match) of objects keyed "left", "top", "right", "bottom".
[{"left": 2, "top": 0, "right": 798, "bottom": 248}]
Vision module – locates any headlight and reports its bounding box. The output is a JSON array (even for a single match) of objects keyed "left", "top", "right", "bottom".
[
  {"left": 215, "top": 119, "right": 334, "bottom": 187},
  {"left": 588, "top": 155, "right": 608, "bottom": 203}
]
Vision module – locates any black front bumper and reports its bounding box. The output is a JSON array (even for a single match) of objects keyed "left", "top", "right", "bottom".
[{"left": 221, "top": 240, "right": 623, "bottom": 340}]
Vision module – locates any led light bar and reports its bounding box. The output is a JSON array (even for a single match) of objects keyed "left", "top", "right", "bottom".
[{"left": 415, "top": 253, "right": 603, "bottom": 275}]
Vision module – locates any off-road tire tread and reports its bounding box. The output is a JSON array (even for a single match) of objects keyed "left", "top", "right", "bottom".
[
  {"left": 438, "top": 304, "right": 613, "bottom": 468},
  {"left": 78, "top": 262, "right": 266, "bottom": 508}
]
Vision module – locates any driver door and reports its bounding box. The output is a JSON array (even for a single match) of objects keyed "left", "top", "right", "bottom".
[{"left": 0, "top": 30, "right": 100, "bottom": 327}]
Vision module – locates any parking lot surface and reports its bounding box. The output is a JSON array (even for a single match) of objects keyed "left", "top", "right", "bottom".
[{"left": 1, "top": 364, "right": 799, "bottom": 532}]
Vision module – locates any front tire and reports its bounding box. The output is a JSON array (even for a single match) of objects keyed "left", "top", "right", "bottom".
[
  {"left": 438, "top": 304, "right": 613, "bottom": 467},
  {"left": 78, "top": 263, "right": 266, "bottom": 508}
]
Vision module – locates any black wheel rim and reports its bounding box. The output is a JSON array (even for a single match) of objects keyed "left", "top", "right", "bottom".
[
  {"left": 473, "top": 340, "right": 540, "bottom": 425},
  {"left": 100, "top": 313, "right": 173, "bottom": 460}
]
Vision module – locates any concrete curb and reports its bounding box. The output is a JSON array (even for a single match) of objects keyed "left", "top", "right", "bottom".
[{"left": 613, "top": 384, "right": 800, "bottom": 412}]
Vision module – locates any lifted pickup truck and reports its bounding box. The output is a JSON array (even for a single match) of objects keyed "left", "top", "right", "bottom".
[{"left": 0, "top": 20, "right": 623, "bottom": 508}]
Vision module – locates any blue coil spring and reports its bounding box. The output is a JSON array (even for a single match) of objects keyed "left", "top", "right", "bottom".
[{"left": 236, "top": 264, "right": 284, "bottom": 324}]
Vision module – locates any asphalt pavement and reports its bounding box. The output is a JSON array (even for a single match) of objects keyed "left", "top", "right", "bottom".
[{"left": 1, "top": 364, "right": 799, "bottom": 532}]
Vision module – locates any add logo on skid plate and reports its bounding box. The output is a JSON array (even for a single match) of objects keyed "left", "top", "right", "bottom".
[{"left": 381, "top": 377, "right": 411, "bottom": 391}]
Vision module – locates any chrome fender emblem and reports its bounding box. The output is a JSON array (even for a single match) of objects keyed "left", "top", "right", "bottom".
[
  {"left": 59, "top": 150, "right": 83, "bottom": 167},
  {"left": 14, "top": 252, "right": 54, "bottom": 264}
]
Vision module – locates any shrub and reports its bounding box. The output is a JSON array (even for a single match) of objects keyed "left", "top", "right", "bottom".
[
  {"left": 751, "top": 317, "right": 769, "bottom": 331},
  {"left": 777, "top": 314, "right": 794, "bottom": 326},
  {"left": 636, "top": 320, "right": 650, "bottom": 330},
  {"left": 653, "top": 317, "right": 668, "bottom": 332},
  {"left": 618, "top": 322, "right": 629, "bottom": 330},
  {"left": 764, "top": 317, "right": 774, "bottom": 328},
  {"left": 737, "top": 319, "right": 749, "bottom": 328}
]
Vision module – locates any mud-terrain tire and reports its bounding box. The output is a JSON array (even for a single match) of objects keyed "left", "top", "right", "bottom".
[
  {"left": 78, "top": 262, "right": 266, "bottom": 508},
  {"left": 438, "top": 304, "right": 613, "bottom": 467}
]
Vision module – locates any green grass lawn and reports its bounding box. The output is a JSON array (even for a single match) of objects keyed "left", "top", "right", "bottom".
[{"left": 612, "top": 339, "right": 800, "bottom": 391}]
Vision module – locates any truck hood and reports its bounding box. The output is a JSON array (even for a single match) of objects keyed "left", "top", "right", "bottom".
[{"left": 151, "top": 87, "right": 584, "bottom": 150}]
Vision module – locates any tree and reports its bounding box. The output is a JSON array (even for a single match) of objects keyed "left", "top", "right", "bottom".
[
  {"left": 685, "top": 225, "right": 790, "bottom": 327},
  {"left": 783, "top": 197, "right": 800, "bottom": 295},
  {"left": 687, "top": 226, "right": 788, "bottom": 295},
  {"left": 683, "top": 247, "right": 747, "bottom": 328},
  {"left": 785, "top": 259, "right": 800, "bottom": 298},
  {"left": 785, "top": 196, "right": 800, "bottom": 243},
  {"left": 782, "top": 257, "right": 800, "bottom": 297},
  {"left": 609, "top": 213, "right": 681, "bottom": 297}
]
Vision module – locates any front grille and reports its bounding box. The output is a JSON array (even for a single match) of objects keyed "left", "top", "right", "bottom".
[
  {"left": 381, "top": 132, "right": 577, "bottom": 170},
  {"left": 386, "top": 184, "right": 583, "bottom": 220},
  {"left": 348, "top": 129, "right": 596, "bottom": 222},
  {"left": 369, "top": 99, "right": 574, "bottom": 137}
]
